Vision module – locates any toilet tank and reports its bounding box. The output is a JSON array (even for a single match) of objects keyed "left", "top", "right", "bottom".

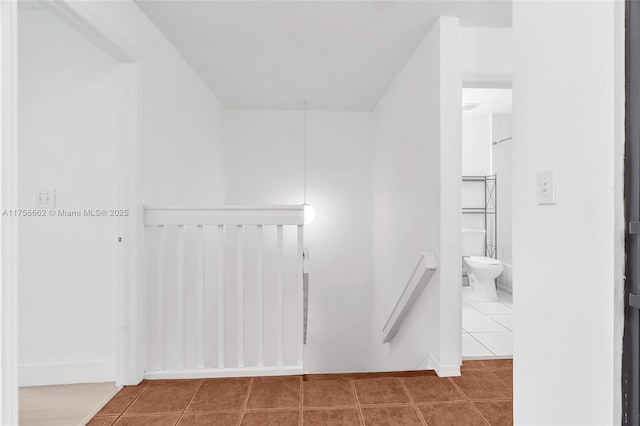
[{"left": 461, "top": 228, "right": 486, "bottom": 256}]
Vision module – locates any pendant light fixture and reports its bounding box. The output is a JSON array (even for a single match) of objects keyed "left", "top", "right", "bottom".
[{"left": 303, "top": 100, "right": 315, "bottom": 225}]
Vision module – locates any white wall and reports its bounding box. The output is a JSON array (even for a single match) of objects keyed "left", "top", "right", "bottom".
[
  {"left": 492, "top": 114, "right": 512, "bottom": 291},
  {"left": 459, "top": 28, "right": 512, "bottom": 86},
  {"left": 18, "top": 9, "right": 119, "bottom": 385},
  {"left": 81, "top": 0, "right": 228, "bottom": 205},
  {"left": 512, "top": 1, "right": 624, "bottom": 424},
  {"left": 224, "top": 110, "right": 374, "bottom": 373},
  {"left": 462, "top": 114, "right": 491, "bottom": 176},
  {"left": 461, "top": 113, "right": 492, "bottom": 237},
  {"left": 371, "top": 17, "right": 461, "bottom": 374}
]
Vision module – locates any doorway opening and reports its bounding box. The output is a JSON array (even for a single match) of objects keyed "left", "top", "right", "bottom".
[{"left": 460, "top": 87, "right": 513, "bottom": 359}]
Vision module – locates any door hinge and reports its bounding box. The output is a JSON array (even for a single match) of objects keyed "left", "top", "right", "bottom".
[
  {"left": 630, "top": 293, "right": 640, "bottom": 309},
  {"left": 629, "top": 222, "right": 640, "bottom": 234}
]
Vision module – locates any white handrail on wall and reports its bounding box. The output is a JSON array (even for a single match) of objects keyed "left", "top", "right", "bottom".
[
  {"left": 143, "top": 205, "right": 304, "bottom": 379},
  {"left": 382, "top": 252, "right": 437, "bottom": 343}
]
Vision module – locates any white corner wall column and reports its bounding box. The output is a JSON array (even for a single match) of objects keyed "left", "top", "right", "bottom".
[
  {"left": 512, "top": 1, "right": 625, "bottom": 424},
  {"left": 1, "top": 0, "right": 19, "bottom": 423},
  {"left": 436, "top": 16, "right": 462, "bottom": 375},
  {"left": 371, "top": 16, "right": 461, "bottom": 376}
]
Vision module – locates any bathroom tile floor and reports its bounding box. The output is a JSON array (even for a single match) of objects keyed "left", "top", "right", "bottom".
[
  {"left": 89, "top": 360, "right": 512, "bottom": 425},
  {"left": 462, "top": 287, "right": 513, "bottom": 358}
]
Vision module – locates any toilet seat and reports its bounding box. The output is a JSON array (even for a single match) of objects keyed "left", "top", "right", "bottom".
[{"left": 466, "top": 256, "right": 501, "bottom": 267}]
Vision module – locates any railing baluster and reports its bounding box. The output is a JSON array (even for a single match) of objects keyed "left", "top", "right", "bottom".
[
  {"left": 256, "top": 225, "right": 264, "bottom": 367},
  {"left": 237, "top": 225, "right": 244, "bottom": 368},
  {"left": 197, "top": 225, "right": 205, "bottom": 369},
  {"left": 296, "top": 225, "right": 304, "bottom": 366},
  {"left": 203, "top": 225, "right": 213, "bottom": 367},
  {"left": 277, "top": 225, "right": 284, "bottom": 366},
  {"left": 217, "top": 225, "right": 225, "bottom": 368},
  {"left": 156, "top": 225, "right": 166, "bottom": 371},
  {"left": 177, "top": 224, "right": 185, "bottom": 369}
]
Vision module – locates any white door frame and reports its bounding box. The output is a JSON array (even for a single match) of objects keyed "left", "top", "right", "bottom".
[
  {"left": 1, "top": 1, "right": 19, "bottom": 423},
  {"left": 38, "top": 0, "right": 145, "bottom": 386},
  {"left": 1, "top": 2, "right": 143, "bottom": 423}
]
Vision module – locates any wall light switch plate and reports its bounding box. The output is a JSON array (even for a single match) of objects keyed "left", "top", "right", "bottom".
[
  {"left": 34, "top": 189, "right": 56, "bottom": 208},
  {"left": 537, "top": 170, "right": 556, "bottom": 205}
]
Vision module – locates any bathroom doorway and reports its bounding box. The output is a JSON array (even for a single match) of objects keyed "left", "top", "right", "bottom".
[{"left": 460, "top": 87, "right": 513, "bottom": 359}]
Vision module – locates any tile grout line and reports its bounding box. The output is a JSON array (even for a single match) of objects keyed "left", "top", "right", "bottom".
[
  {"left": 243, "top": 406, "right": 310, "bottom": 412},
  {"left": 174, "top": 378, "right": 205, "bottom": 425},
  {"left": 470, "top": 313, "right": 511, "bottom": 333},
  {"left": 398, "top": 377, "right": 428, "bottom": 426},
  {"left": 340, "top": 402, "right": 413, "bottom": 410},
  {"left": 111, "top": 380, "right": 151, "bottom": 423},
  {"left": 463, "top": 299, "right": 511, "bottom": 337},
  {"left": 487, "top": 368, "right": 513, "bottom": 393},
  {"left": 302, "top": 404, "right": 383, "bottom": 410},
  {"left": 462, "top": 301, "right": 485, "bottom": 316},
  {"left": 469, "top": 397, "right": 513, "bottom": 402},
  {"left": 349, "top": 379, "right": 366, "bottom": 426},
  {"left": 237, "top": 377, "right": 254, "bottom": 426},
  {"left": 466, "top": 332, "right": 498, "bottom": 357},
  {"left": 447, "top": 376, "right": 492, "bottom": 426}
]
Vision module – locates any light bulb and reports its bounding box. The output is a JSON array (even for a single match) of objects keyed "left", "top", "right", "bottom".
[{"left": 304, "top": 204, "right": 315, "bottom": 225}]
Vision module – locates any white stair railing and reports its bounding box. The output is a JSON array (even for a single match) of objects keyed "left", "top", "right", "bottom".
[
  {"left": 143, "top": 205, "right": 304, "bottom": 379},
  {"left": 382, "top": 252, "right": 437, "bottom": 343}
]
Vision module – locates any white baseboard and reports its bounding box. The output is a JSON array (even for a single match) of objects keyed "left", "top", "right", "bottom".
[
  {"left": 497, "top": 283, "right": 512, "bottom": 295},
  {"left": 19, "top": 360, "right": 115, "bottom": 387},
  {"left": 415, "top": 353, "right": 430, "bottom": 370},
  {"left": 425, "top": 353, "right": 461, "bottom": 377},
  {"left": 144, "top": 365, "right": 303, "bottom": 380}
]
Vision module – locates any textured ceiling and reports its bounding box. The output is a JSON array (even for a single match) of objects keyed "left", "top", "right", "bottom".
[{"left": 135, "top": 1, "right": 512, "bottom": 111}]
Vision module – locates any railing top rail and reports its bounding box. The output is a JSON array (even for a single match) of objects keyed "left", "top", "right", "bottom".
[
  {"left": 144, "top": 205, "right": 304, "bottom": 226},
  {"left": 144, "top": 205, "right": 304, "bottom": 211}
]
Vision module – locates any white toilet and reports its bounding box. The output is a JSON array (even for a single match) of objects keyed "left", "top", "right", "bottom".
[
  {"left": 461, "top": 228, "right": 503, "bottom": 301},
  {"left": 464, "top": 256, "right": 504, "bottom": 301}
]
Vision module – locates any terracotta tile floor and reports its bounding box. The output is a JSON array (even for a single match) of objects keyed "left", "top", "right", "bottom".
[{"left": 89, "top": 359, "right": 512, "bottom": 425}]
